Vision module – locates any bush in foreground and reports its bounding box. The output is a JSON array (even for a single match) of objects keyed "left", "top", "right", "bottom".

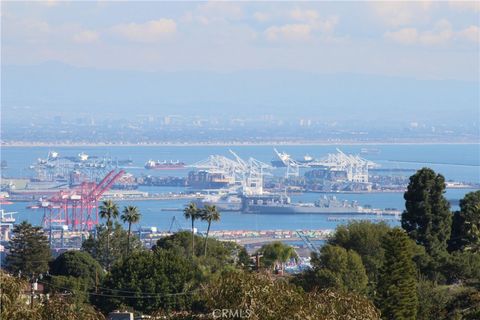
[{"left": 201, "top": 270, "right": 380, "bottom": 320}]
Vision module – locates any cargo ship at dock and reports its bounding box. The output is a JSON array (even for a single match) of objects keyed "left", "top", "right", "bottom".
[
  {"left": 242, "top": 194, "right": 400, "bottom": 215},
  {"left": 144, "top": 160, "right": 186, "bottom": 170},
  {"left": 270, "top": 150, "right": 316, "bottom": 168},
  {"left": 187, "top": 191, "right": 401, "bottom": 215}
]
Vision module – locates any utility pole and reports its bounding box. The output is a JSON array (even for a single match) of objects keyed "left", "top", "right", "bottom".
[
  {"left": 30, "top": 277, "right": 37, "bottom": 310},
  {"left": 254, "top": 253, "right": 263, "bottom": 272}
]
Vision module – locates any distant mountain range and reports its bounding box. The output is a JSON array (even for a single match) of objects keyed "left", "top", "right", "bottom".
[{"left": 2, "top": 62, "right": 478, "bottom": 125}]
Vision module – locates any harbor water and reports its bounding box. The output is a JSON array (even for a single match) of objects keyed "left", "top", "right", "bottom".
[{"left": 1, "top": 144, "right": 479, "bottom": 233}]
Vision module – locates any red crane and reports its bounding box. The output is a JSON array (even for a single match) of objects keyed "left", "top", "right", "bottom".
[{"left": 36, "top": 169, "right": 125, "bottom": 231}]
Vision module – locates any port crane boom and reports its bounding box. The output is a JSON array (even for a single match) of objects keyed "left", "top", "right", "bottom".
[{"left": 32, "top": 169, "right": 125, "bottom": 231}]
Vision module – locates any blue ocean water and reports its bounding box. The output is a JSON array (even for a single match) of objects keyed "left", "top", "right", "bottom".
[{"left": 1, "top": 144, "right": 479, "bottom": 232}]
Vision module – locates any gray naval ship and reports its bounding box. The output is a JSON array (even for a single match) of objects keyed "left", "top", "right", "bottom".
[
  {"left": 242, "top": 194, "right": 400, "bottom": 215},
  {"left": 191, "top": 192, "right": 400, "bottom": 215}
]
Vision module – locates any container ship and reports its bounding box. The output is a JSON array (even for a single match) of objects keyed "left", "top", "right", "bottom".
[
  {"left": 145, "top": 160, "right": 186, "bottom": 170},
  {"left": 270, "top": 149, "right": 326, "bottom": 168}
]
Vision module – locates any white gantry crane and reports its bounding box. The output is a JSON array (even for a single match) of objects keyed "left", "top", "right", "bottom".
[
  {"left": 273, "top": 148, "right": 378, "bottom": 182},
  {"left": 273, "top": 148, "right": 301, "bottom": 178},
  {"left": 315, "top": 148, "right": 375, "bottom": 183},
  {"left": 229, "top": 150, "right": 272, "bottom": 195},
  {"left": 188, "top": 155, "right": 241, "bottom": 186},
  {"left": 189, "top": 151, "right": 273, "bottom": 196}
]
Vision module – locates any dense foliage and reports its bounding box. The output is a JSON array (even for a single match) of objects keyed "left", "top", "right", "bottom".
[
  {"left": 294, "top": 244, "right": 368, "bottom": 295},
  {"left": 256, "top": 241, "right": 298, "bottom": 270},
  {"left": 50, "top": 250, "right": 104, "bottom": 289},
  {"left": 47, "top": 250, "right": 105, "bottom": 304},
  {"left": 327, "top": 221, "right": 391, "bottom": 290},
  {"left": 81, "top": 222, "right": 143, "bottom": 270},
  {"left": 2, "top": 170, "right": 480, "bottom": 319},
  {"left": 449, "top": 190, "right": 480, "bottom": 252},
  {"left": 5, "top": 221, "right": 52, "bottom": 277},
  {"left": 0, "top": 270, "right": 104, "bottom": 320},
  {"left": 0, "top": 270, "right": 39, "bottom": 320},
  {"left": 120, "top": 205, "right": 141, "bottom": 255},
  {"left": 200, "top": 204, "right": 221, "bottom": 257},
  {"left": 377, "top": 228, "right": 418, "bottom": 320},
  {"left": 402, "top": 168, "right": 451, "bottom": 257},
  {"left": 154, "top": 231, "right": 249, "bottom": 274},
  {"left": 201, "top": 270, "right": 380, "bottom": 320},
  {"left": 96, "top": 249, "right": 197, "bottom": 313}
]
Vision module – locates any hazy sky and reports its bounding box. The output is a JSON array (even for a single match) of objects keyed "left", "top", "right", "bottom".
[
  {"left": 1, "top": 1, "right": 479, "bottom": 126},
  {"left": 2, "top": 1, "right": 479, "bottom": 80}
]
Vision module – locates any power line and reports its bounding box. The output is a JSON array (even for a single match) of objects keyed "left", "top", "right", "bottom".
[{"left": 38, "top": 280, "right": 205, "bottom": 299}]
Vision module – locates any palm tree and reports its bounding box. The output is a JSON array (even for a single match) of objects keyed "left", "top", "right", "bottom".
[
  {"left": 99, "top": 200, "right": 119, "bottom": 269},
  {"left": 277, "top": 245, "right": 297, "bottom": 272},
  {"left": 184, "top": 202, "right": 201, "bottom": 257},
  {"left": 201, "top": 205, "right": 221, "bottom": 257},
  {"left": 258, "top": 242, "right": 297, "bottom": 272},
  {"left": 121, "top": 206, "right": 141, "bottom": 255}
]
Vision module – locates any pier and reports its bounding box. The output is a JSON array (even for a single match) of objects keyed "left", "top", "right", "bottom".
[{"left": 209, "top": 229, "right": 333, "bottom": 245}]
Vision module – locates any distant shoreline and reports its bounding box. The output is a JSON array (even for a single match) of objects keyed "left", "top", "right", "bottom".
[
  {"left": 0, "top": 140, "right": 480, "bottom": 148},
  {"left": 1, "top": 140, "right": 479, "bottom": 148}
]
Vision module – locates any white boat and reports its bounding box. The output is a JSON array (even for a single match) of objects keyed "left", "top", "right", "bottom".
[{"left": 78, "top": 152, "right": 89, "bottom": 161}]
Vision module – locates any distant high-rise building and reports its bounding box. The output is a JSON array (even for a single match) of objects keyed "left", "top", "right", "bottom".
[
  {"left": 163, "top": 116, "right": 172, "bottom": 125},
  {"left": 299, "top": 119, "right": 312, "bottom": 127}
]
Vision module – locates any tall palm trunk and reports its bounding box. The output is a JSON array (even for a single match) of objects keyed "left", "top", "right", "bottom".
[
  {"left": 127, "top": 222, "right": 132, "bottom": 255},
  {"left": 106, "top": 217, "right": 111, "bottom": 269},
  {"left": 191, "top": 218, "right": 195, "bottom": 257},
  {"left": 204, "top": 220, "right": 212, "bottom": 257}
]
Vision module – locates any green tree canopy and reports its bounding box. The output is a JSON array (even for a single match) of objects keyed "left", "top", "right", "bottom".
[
  {"left": 98, "top": 200, "right": 120, "bottom": 270},
  {"left": 49, "top": 250, "right": 104, "bottom": 290},
  {"left": 154, "top": 231, "right": 246, "bottom": 274},
  {"left": 183, "top": 202, "right": 202, "bottom": 257},
  {"left": 47, "top": 275, "right": 90, "bottom": 305},
  {"left": 98, "top": 200, "right": 119, "bottom": 227},
  {"left": 327, "top": 221, "right": 391, "bottom": 287},
  {"left": 201, "top": 270, "right": 380, "bottom": 320},
  {"left": 377, "top": 228, "right": 418, "bottom": 320},
  {"left": 401, "top": 168, "right": 452, "bottom": 257},
  {"left": 5, "top": 221, "right": 52, "bottom": 277},
  {"left": 441, "top": 250, "right": 480, "bottom": 284},
  {"left": 416, "top": 278, "right": 451, "bottom": 320},
  {"left": 95, "top": 249, "right": 197, "bottom": 314},
  {"left": 39, "top": 295, "right": 105, "bottom": 320},
  {"left": 81, "top": 222, "right": 143, "bottom": 270},
  {"left": 256, "top": 241, "right": 297, "bottom": 271},
  {"left": 0, "top": 270, "right": 103, "bottom": 320},
  {"left": 0, "top": 270, "right": 39, "bottom": 320},
  {"left": 200, "top": 204, "right": 221, "bottom": 257},
  {"left": 309, "top": 244, "right": 368, "bottom": 294},
  {"left": 120, "top": 205, "right": 141, "bottom": 255},
  {"left": 449, "top": 190, "right": 480, "bottom": 253}
]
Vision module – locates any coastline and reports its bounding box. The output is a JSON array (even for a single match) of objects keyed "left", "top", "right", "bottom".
[{"left": 1, "top": 140, "right": 479, "bottom": 148}]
